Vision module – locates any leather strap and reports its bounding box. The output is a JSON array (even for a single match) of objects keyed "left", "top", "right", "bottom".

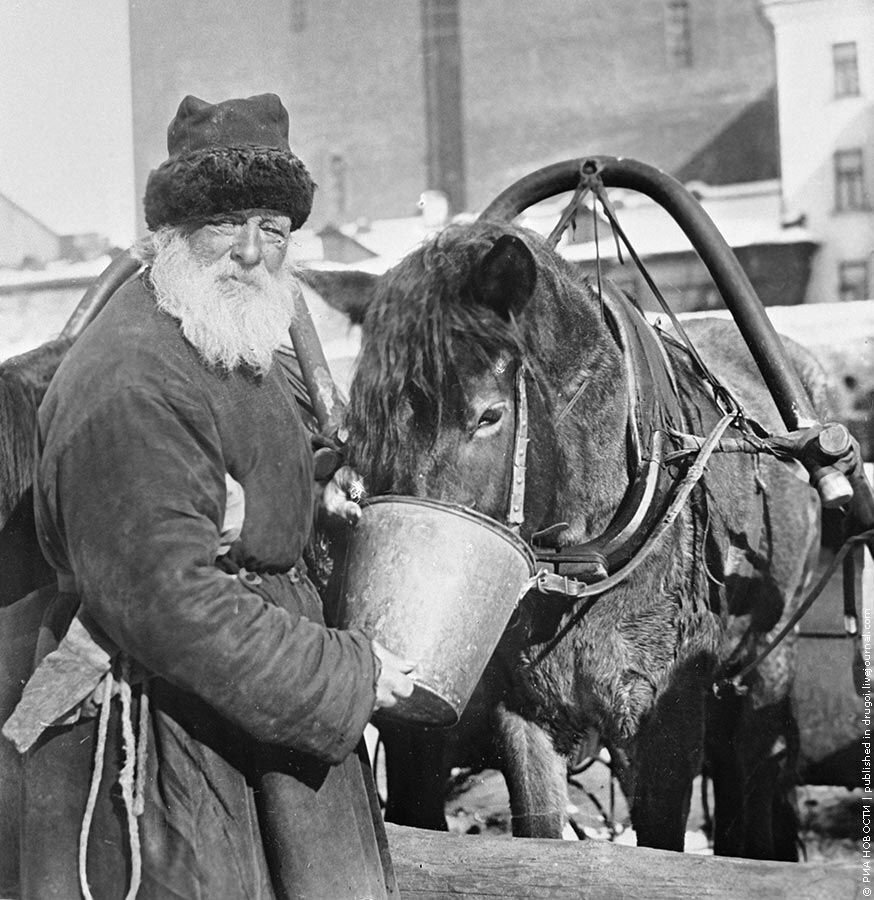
[
  {"left": 57, "top": 571, "right": 77, "bottom": 594},
  {"left": 532, "top": 289, "right": 687, "bottom": 578},
  {"left": 507, "top": 366, "right": 529, "bottom": 530}
]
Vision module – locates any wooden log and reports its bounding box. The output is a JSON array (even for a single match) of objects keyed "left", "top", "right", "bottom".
[{"left": 385, "top": 824, "right": 860, "bottom": 900}]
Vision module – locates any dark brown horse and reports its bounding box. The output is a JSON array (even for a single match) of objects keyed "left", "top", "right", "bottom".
[
  {"left": 0, "top": 339, "right": 74, "bottom": 608},
  {"left": 0, "top": 338, "right": 77, "bottom": 896},
  {"left": 339, "top": 219, "right": 829, "bottom": 859}
]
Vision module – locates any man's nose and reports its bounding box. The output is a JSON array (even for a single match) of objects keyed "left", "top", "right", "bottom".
[{"left": 230, "top": 222, "right": 263, "bottom": 267}]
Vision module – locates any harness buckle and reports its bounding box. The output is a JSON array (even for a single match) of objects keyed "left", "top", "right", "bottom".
[{"left": 534, "top": 549, "right": 609, "bottom": 585}]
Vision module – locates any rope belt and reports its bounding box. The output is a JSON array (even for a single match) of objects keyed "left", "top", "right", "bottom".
[
  {"left": 79, "top": 657, "right": 150, "bottom": 900},
  {"left": 73, "top": 563, "right": 299, "bottom": 899}
]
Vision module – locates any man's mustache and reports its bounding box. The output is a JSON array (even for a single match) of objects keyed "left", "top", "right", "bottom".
[{"left": 209, "top": 263, "right": 280, "bottom": 294}]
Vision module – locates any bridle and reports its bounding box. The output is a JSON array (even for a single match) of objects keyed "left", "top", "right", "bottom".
[{"left": 506, "top": 364, "right": 529, "bottom": 531}]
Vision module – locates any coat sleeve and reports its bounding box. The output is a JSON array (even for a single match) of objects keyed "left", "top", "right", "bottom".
[{"left": 40, "top": 384, "right": 376, "bottom": 764}]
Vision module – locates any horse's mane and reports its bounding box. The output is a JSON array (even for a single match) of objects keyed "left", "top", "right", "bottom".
[
  {"left": 345, "top": 220, "right": 595, "bottom": 489},
  {"left": 0, "top": 338, "right": 73, "bottom": 528}
]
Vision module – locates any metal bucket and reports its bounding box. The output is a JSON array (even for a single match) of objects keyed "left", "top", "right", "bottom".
[{"left": 338, "top": 496, "right": 536, "bottom": 727}]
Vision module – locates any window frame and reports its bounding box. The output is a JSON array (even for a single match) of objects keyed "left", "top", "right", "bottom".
[
  {"left": 838, "top": 259, "right": 871, "bottom": 302},
  {"left": 834, "top": 148, "right": 868, "bottom": 212},
  {"left": 289, "top": 0, "right": 307, "bottom": 33},
  {"left": 664, "top": 0, "right": 693, "bottom": 69},
  {"left": 833, "top": 41, "right": 860, "bottom": 99}
]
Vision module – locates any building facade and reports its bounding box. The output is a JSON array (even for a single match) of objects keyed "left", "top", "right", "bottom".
[
  {"left": 762, "top": 0, "right": 874, "bottom": 302},
  {"left": 128, "top": 0, "right": 777, "bottom": 232}
]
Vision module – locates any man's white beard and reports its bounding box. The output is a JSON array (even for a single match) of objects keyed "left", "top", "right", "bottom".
[{"left": 147, "top": 228, "right": 296, "bottom": 376}]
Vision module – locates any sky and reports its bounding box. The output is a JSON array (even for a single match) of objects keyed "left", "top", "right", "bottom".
[{"left": 0, "top": 0, "right": 136, "bottom": 245}]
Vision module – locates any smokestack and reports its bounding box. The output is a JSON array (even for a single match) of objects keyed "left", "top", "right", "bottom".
[{"left": 420, "top": 0, "right": 466, "bottom": 213}]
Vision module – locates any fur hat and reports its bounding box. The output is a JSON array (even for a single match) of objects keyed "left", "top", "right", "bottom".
[{"left": 143, "top": 93, "right": 315, "bottom": 231}]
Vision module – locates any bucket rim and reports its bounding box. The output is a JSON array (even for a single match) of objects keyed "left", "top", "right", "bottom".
[{"left": 359, "top": 494, "right": 536, "bottom": 574}]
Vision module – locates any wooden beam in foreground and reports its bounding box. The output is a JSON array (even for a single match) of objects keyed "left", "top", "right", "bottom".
[{"left": 385, "top": 825, "right": 860, "bottom": 900}]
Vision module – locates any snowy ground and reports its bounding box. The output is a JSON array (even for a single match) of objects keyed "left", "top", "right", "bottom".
[
  {"left": 365, "top": 724, "right": 860, "bottom": 862},
  {"left": 371, "top": 753, "right": 862, "bottom": 863}
]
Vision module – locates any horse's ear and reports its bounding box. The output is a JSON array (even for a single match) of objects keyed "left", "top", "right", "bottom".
[
  {"left": 474, "top": 234, "right": 536, "bottom": 320},
  {"left": 298, "top": 268, "right": 377, "bottom": 325}
]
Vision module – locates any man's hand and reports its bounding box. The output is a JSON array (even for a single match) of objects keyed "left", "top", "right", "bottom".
[
  {"left": 318, "top": 465, "right": 366, "bottom": 526},
  {"left": 371, "top": 640, "right": 416, "bottom": 711}
]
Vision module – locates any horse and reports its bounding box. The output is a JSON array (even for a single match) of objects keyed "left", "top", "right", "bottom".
[
  {"left": 338, "top": 218, "right": 830, "bottom": 859},
  {"left": 0, "top": 338, "right": 74, "bottom": 608},
  {"left": 0, "top": 338, "right": 78, "bottom": 896}
]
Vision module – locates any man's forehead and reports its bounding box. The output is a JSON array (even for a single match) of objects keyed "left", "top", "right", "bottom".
[{"left": 188, "top": 208, "right": 291, "bottom": 227}]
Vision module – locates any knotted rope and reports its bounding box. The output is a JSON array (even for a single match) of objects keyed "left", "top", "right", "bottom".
[{"left": 79, "top": 658, "right": 149, "bottom": 900}]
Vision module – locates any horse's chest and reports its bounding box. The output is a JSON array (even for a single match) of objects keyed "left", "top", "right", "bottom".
[{"left": 509, "top": 546, "right": 712, "bottom": 738}]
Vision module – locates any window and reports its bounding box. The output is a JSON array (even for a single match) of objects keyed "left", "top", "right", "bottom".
[
  {"left": 834, "top": 149, "right": 867, "bottom": 211},
  {"left": 665, "top": 0, "right": 693, "bottom": 68},
  {"left": 838, "top": 260, "right": 870, "bottom": 302},
  {"left": 326, "top": 152, "right": 348, "bottom": 221},
  {"left": 289, "top": 0, "right": 306, "bottom": 33},
  {"left": 833, "top": 42, "right": 860, "bottom": 98}
]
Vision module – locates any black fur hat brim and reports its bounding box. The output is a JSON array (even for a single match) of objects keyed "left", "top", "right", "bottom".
[{"left": 144, "top": 145, "right": 316, "bottom": 231}]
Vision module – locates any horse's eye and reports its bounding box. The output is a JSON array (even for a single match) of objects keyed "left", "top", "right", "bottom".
[{"left": 475, "top": 405, "right": 504, "bottom": 433}]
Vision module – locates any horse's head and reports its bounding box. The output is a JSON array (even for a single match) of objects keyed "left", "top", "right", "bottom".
[{"left": 344, "top": 221, "right": 628, "bottom": 540}]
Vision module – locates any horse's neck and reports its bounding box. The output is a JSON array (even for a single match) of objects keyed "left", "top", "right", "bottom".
[
  {"left": 549, "top": 325, "right": 632, "bottom": 545},
  {"left": 662, "top": 338, "right": 727, "bottom": 434}
]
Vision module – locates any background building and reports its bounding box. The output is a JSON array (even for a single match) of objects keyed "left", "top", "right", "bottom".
[
  {"left": 128, "top": 0, "right": 849, "bottom": 308},
  {"left": 2, "top": 0, "right": 871, "bottom": 366},
  {"left": 0, "top": 194, "right": 61, "bottom": 269},
  {"left": 762, "top": 0, "right": 874, "bottom": 304},
  {"left": 128, "top": 0, "right": 778, "bottom": 229}
]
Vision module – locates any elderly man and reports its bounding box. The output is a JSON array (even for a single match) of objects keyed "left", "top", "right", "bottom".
[{"left": 5, "top": 94, "right": 413, "bottom": 899}]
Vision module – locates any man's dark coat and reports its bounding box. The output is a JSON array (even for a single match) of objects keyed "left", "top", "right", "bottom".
[{"left": 16, "top": 275, "right": 388, "bottom": 898}]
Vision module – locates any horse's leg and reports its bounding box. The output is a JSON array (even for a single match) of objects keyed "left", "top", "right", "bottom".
[
  {"left": 710, "top": 700, "right": 799, "bottom": 861},
  {"left": 707, "top": 648, "right": 801, "bottom": 860},
  {"left": 713, "top": 485, "right": 813, "bottom": 860},
  {"left": 728, "top": 499, "right": 813, "bottom": 861},
  {"left": 628, "top": 668, "right": 709, "bottom": 852},
  {"left": 0, "top": 585, "right": 60, "bottom": 898},
  {"left": 771, "top": 760, "right": 801, "bottom": 861},
  {"left": 494, "top": 703, "right": 567, "bottom": 838},
  {"left": 734, "top": 673, "right": 800, "bottom": 860},
  {"left": 706, "top": 690, "right": 748, "bottom": 856}
]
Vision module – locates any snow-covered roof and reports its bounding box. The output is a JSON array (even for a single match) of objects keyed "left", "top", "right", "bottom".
[
  {"left": 539, "top": 180, "right": 818, "bottom": 263},
  {"left": 0, "top": 255, "right": 114, "bottom": 291},
  {"left": 288, "top": 179, "right": 818, "bottom": 276}
]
